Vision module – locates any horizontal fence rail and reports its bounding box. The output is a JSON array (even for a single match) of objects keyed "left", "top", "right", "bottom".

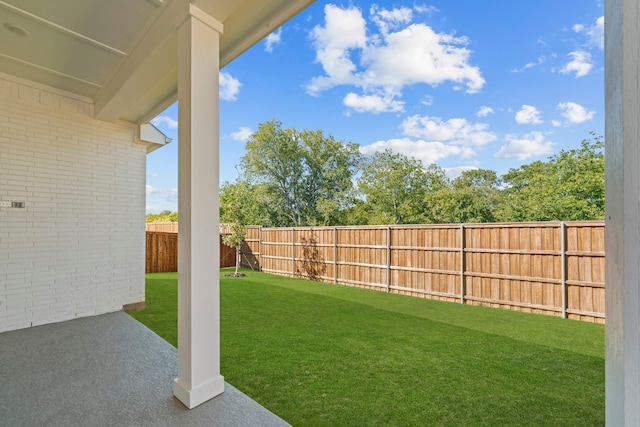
[
  {"left": 145, "top": 222, "right": 179, "bottom": 233},
  {"left": 146, "top": 222, "right": 235, "bottom": 234},
  {"left": 239, "top": 222, "right": 605, "bottom": 323},
  {"left": 145, "top": 231, "right": 236, "bottom": 273}
]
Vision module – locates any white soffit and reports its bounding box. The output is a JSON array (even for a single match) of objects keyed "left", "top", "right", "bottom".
[
  {"left": 0, "top": 0, "right": 161, "bottom": 98},
  {"left": 0, "top": 0, "right": 315, "bottom": 124}
]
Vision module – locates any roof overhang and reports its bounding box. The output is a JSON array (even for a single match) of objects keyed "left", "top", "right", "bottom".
[
  {"left": 139, "top": 123, "right": 172, "bottom": 153},
  {"left": 0, "top": 0, "right": 315, "bottom": 124}
]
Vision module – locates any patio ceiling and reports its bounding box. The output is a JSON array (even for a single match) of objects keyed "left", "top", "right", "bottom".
[{"left": 0, "top": 0, "right": 313, "bottom": 124}]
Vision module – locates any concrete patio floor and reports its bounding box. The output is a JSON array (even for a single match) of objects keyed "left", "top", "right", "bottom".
[{"left": 0, "top": 311, "right": 290, "bottom": 427}]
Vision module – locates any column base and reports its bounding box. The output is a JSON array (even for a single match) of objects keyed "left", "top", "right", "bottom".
[{"left": 173, "top": 375, "right": 225, "bottom": 409}]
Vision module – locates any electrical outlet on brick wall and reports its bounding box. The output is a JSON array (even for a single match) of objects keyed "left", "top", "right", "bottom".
[{"left": 0, "top": 201, "right": 25, "bottom": 208}]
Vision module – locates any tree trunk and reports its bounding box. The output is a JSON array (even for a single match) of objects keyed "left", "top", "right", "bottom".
[{"left": 235, "top": 246, "right": 241, "bottom": 275}]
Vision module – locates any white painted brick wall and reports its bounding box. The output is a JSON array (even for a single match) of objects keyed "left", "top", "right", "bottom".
[{"left": 0, "top": 76, "right": 146, "bottom": 332}]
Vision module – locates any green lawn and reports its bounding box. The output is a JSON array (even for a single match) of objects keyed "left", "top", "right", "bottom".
[{"left": 130, "top": 269, "right": 605, "bottom": 426}]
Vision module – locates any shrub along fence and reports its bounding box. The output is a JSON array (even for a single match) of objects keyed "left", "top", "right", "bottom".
[
  {"left": 146, "top": 231, "right": 236, "bottom": 273},
  {"left": 241, "top": 222, "right": 605, "bottom": 323}
]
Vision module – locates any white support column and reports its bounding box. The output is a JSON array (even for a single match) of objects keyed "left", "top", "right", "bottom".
[
  {"left": 174, "top": 4, "right": 225, "bottom": 410},
  {"left": 605, "top": 0, "right": 640, "bottom": 425}
]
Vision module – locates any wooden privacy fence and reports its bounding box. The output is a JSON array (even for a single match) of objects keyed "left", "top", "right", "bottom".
[
  {"left": 146, "top": 222, "right": 236, "bottom": 234},
  {"left": 146, "top": 222, "right": 179, "bottom": 233},
  {"left": 146, "top": 231, "right": 236, "bottom": 273},
  {"left": 240, "top": 222, "right": 605, "bottom": 323}
]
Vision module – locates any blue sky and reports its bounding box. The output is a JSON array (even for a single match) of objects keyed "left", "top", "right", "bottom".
[{"left": 146, "top": 0, "right": 604, "bottom": 214}]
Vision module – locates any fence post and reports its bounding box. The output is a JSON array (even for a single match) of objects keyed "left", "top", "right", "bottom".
[
  {"left": 334, "top": 227, "right": 338, "bottom": 284},
  {"left": 292, "top": 228, "right": 295, "bottom": 277},
  {"left": 386, "top": 226, "right": 391, "bottom": 292},
  {"left": 460, "top": 223, "right": 465, "bottom": 304},
  {"left": 561, "top": 222, "right": 567, "bottom": 319},
  {"left": 258, "top": 226, "right": 262, "bottom": 271}
]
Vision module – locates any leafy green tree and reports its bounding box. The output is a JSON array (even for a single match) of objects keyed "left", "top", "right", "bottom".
[
  {"left": 500, "top": 134, "right": 604, "bottom": 221},
  {"left": 357, "top": 149, "right": 429, "bottom": 224},
  {"left": 226, "top": 126, "right": 603, "bottom": 226},
  {"left": 220, "top": 180, "right": 282, "bottom": 226},
  {"left": 421, "top": 164, "right": 451, "bottom": 223},
  {"left": 431, "top": 169, "right": 502, "bottom": 223},
  {"left": 146, "top": 210, "right": 178, "bottom": 223},
  {"left": 222, "top": 222, "right": 246, "bottom": 276},
  {"left": 239, "top": 120, "right": 361, "bottom": 226},
  {"left": 339, "top": 198, "right": 373, "bottom": 225}
]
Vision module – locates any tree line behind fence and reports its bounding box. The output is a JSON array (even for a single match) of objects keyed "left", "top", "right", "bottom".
[{"left": 240, "top": 221, "right": 605, "bottom": 323}]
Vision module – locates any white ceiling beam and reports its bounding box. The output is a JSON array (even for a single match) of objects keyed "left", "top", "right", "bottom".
[
  {"left": 94, "top": 0, "right": 190, "bottom": 123},
  {"left": 94, "top": 33, "right": 178, "bottom": 123},
  {"left": 127, "top": 74, "right": 179, "bottom": 125},
  {"left": 219, "top": 0, "right": 314, "bottom": 67},
  {"left": 94, "top": 0, "right": 315, "bottom": 123}
]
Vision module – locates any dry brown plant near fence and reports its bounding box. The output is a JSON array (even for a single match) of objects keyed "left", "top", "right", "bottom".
[{"left": 241, "top": 222, "right": 605, "bottom": 323}]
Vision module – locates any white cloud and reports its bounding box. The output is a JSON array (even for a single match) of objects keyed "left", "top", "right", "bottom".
[
  {"left": 306, "top": 4, "right": 484, "bottom": 112},
  {"left": 515, "top": 105, "right": 543, "bottom": 125},
  {"left": 219, "top": 72, "right": 242, "bottom": 101},
  {"left": 495, "top": 132, "right": 554, "bottom": 160},
  {"left": 525, "top": 56, "right": 547, "bottom": 69},
  {"left": 265, "top": 28, "right": 282, "bottom": 53},
  {"left": 151, "top": 115, "right": 178, "bottom": 129},
  {"left": 360, "top": 138, "right": 474, "bottom": 165},
  {"left": 146, "top": 185, "right": 178, "bottom": 202},
  {"left": 511, "top": 56, "right": 547, "bottom": 73},
  {"left": 557, "top": 102, "right": 595, "bottom": 124},
  {"left": 444, "top": 165, "right": 478, "bottom": 179},
  {"left": 361, "top": 25, "right": 485, "bottom": 92},
  {"left": 420, "top": 95, "right": 434, "bottom": 106},
  {"left": 560, "top": 51, "right": 593, "bottom": 78},
  {"left": 414, "top": 4, "right": 438, "bottom": 16},
  {"left": 573, "top": 16, "right": 604, "bottom": 50},
  {"left": 230, "top": 127, "right": 253, "bottom": 142},
  {"left": 359, "top": 115, "right": 494, "bottom": 166},
  {"left": 552, "top": 120, "right": 562, "bottom": 127},
  {"left": 307, "top": 5, "right": 367, "bottom": 94},
  {"left": 401, "top": 115, "right": 497, "bottom": 146},
  {"left": 343, "top": 91, "right": 404, "bottom": 113},
  {"left": 370, "top": 5, "right": 413, "bottom": 36},
  {"left": 477, "top": 106, "right": 494, "bottom": 118}
]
